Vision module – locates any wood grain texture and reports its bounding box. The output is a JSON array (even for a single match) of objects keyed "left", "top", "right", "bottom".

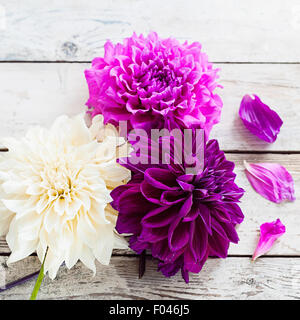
[
  {"left": 1, "top": 0, "right": 300, "bottom": 62},
  {"left": 0, "top": 0, "right": 299, "bottom": 300},
  {"left": 1, "top": 256, "right": 300, "bottom": 300},
  {"left": 0, "top": 63, "right": 299, "bottom": 151},
  {"left": 0, "top": 153, "right": 298, "bottom": 256}
]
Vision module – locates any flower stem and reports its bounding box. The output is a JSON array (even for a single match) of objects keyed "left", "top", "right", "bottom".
[
  {"left": 30, "top": 248, "right": 48, "bottom": 300},
  {"left": 139, "top": 250, "right": 146, "bottom": 279},
  {"left": 0, "top": 270, "right": 40, "bottom": 293}
]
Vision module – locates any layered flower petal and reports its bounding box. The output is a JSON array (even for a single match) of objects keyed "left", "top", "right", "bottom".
[
  {"left": 244, "top": 161, "right": 295, "bottom": 203},
  {"left": 252, "top": 219, "right": 286, "bottom": 260},
  {"left": 239, "top": 95, "right": 283, "bottom": 143},
  {"left": 0, "top": 113, "right": 131, "bottom": 279}
]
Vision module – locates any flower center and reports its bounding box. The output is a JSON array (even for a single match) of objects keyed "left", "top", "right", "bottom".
[{"left": 41, "top": 163, "right": 76, "bottom": 202}]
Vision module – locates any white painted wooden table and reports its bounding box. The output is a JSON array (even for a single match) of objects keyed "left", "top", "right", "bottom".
[{"left": 0, "top": 0, "right": 300, "bottom": 300}]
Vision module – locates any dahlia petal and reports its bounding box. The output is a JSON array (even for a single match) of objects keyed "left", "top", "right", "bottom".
[
  {"left": 65, "top": 239, "right": 81, "bottom": 269},
  {"left": 44, "top": 207, "right": 60, "bottom": 233},
  {"left": 182, "top": 205, "right": 199, "bottom": 222},
  {"left": 244, "top": 161, "right": 295, "bottom": 203},
  {"left": 208, "top": 230, "right": 229, "bottom": 258},
  {"left": 118, "top": 186, "right": 155, "bottom": 215},
  {"left": 239, "top": 94, "right": 283, "bottom": 143},
  {"left": 0, "top": 204, "right": 13, "bottom": 236},
  {"left": 129, "top": 237, "right": 149, "bottom": 254},
  {"left": 181, "top": 268, "right": 189, "bottom": 284},
  {"left": 158, "top": 260, "right": 182, "bottom": 279},
  {"left": 145, "top": 168, "right": 178, "bottom": 190},
  {"left": 211, "top": 217, "right": 230, "bottom": 241},
  {"left": 160, "top": 190, "right": 187, "bottom": 205},
  {"left": 190, "top": 218, "right": 208, "bottom": 261},
  {"left": 93, "top": 229, "right": 114, "bottom": 266},
  {"left": 176, "top": 178, "right": 194, "bottom": 192},
  {"left": 141, "top": 180, "right": 163, "bottom": 205},
  {"left": 140, "top": 225, "right": 169, "bottom": 243},
  {"left": 224, "top": 203, "right": 244, "bottom": 224},
  {"left": 79, "top": 245, "right": 96, "bottom": 275},
  {"left": 218, "top": 220, "right": 239, "bottom": 244},
  {"left": 179, "top": 195, "right": 193, "bottom": 217},
  {"left": 2, "top": 180, "right": 26, "bottom": 195},
  {"left": 198, "top": 203, "right": 212, "bottom": 235},
  {"left": 142, "top": 206, "right": 176, "bottom": 228},
  {"left": 252, "top": 219, "right": 286, "bottom": 261},
  {"left": 184, "top": 246, "right": 207, "bottom": 274},
  {"left": 212, "top": 207, "right": 231, "bottom": 223},
  {"left": 152, "top": 238, "right": 185, "bottom": 263},
  {"left": 168, "top": 218, "right": 190, "bottom": 251}
]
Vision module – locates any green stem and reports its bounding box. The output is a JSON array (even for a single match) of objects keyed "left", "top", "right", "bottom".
[{"left": 30, "top": 248, "right": 48, "bottom": 300}]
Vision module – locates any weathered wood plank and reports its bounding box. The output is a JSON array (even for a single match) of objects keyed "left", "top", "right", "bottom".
[
  {"left": 1, "top": 0, "right": 300, "bottom": 62},
  {"left": 0, "top": 256, "right": 300, "bottom": 300},
  {"left": 0, "top": 63, "right": 299, "bottom": 151},
  {"left": 0, "top": 153, "right": 298, "bottom": 256}
]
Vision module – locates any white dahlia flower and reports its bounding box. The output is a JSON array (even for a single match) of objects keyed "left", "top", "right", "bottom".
[{"left": 0, "top": 113, "right": 131, "bottom": 279}]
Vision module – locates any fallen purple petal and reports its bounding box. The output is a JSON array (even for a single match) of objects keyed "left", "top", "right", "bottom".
[
  {"left": 244, "top": 161, "right": 295, "bottom": 203},
  {"left": 239, "top": 94, "right": 283, "bottom": 143},
  {"left": 252, "top": 219, "right": 286, "bottom": 261}
]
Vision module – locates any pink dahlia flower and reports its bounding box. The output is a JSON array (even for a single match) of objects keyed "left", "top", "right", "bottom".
[{"left": 85, "top": 32, "right": 222, "bottom": 136}]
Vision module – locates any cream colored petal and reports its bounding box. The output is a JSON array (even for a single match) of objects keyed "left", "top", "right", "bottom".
[
  {"left": 44, "top": 206, "right": 61, "bottom": 233},
  {"left": 2, "top": 181, "right": 27, "bottom": 195},
  {"left": 7, "top": 238, "right": 38, "bottom": 264},
  {"left": 26, "top": 183, "right": 43, "bottom": 196},
  {"left": 65, "top": 238, "right": 81, "bottom": 270},
  {"left": 44, "top": 249, "right": 64, "bottom": 280},
  {"left": 113, "top": 232, "right": 129, "bottom": 250},
  {"left": 79, "top": 245, "right": 96, "bottom": 275}
]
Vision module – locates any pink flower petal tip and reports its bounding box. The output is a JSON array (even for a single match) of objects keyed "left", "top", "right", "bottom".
[
  {"left": 252, "top": 219, "right": 286, "bottom": 261},
  {"left": 239, "top": 94, "right": 283, "bottom": 143},
  {"left": 244, "top": 161, "right": 296, "bottom": 204}
]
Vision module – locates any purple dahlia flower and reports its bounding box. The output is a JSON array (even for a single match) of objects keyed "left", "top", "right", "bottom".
[
  {"left": 85, "top": 32, "right": 222, "bottom": 137},
  {"left": 111, "top": 137, "right": 245, "bottom": 283}
]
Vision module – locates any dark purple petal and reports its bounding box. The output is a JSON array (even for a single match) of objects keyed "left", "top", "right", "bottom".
[
  {"left": 239, "top": 94, "right": 283, "bottom": 143},
  {"left": 198, "top": 203, "right": 212, "bottom": 235},
  {"left": 189, "top": 218, "right": 208, "bottom": 261},
  {"left": 129, "top": 236, "right": 149, "bottom": 254},
  {"left": 141, "top": 180, "right": 163, "bottom": 205},
  {"left": 208, "top": 230, "right": 230, "bottom": 258},
  {"left": 158, "top": 260, "right": 182, "bottom": 279},
  {"left": 145, "top": 168, "right": 178, "bottom": 190},
  {"left": 168, "top": 218, "right": 190, "bottom": 252},
  {"left": 142, "top": 206, "right": 177, "bottom": 228},
  {"left": 160, "top": 190, "right": 187, "bottom": 205},
  {"left": 179, "top": 195, "right": 193, "bottom": 217}
]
